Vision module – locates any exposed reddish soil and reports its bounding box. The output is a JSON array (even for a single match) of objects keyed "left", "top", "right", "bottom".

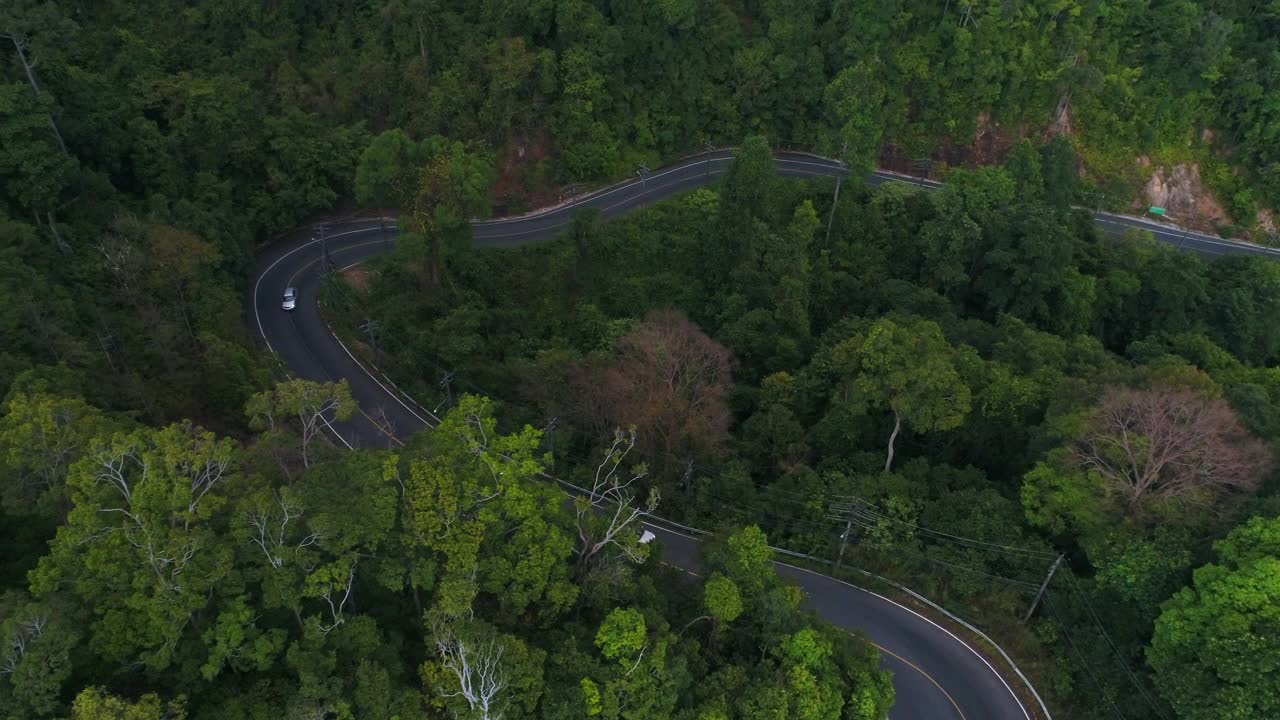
[
  {"left": 874, "top": 112, "right": 1261, "bottom": 236},
  {"left": 343, "top": 267, "right": 372, "bottom": 293},
  {"left": 491, "top": 129, "right": 558, "bottom": 214},
  {"left": 1137, "top": 163, "right": 1231, "bottom": 229},
  {"left": 879, "top": 113, "right": 1017, "bottom": 178},
  {"left": 1045, "top": 96, "right": 1074, "bottom": 139},
  {"left": 1257, "top": 208, "right": 1277, "bottom": 236}
]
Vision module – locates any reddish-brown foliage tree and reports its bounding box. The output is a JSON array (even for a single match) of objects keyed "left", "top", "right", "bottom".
[
  {"left": 580, "top": 309, "right": 734, "bottom": 482},
  {"left": 1071, "top": 386, "right": 1273, "bottom": 516}
]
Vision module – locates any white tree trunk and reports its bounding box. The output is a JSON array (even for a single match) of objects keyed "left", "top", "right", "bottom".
[
  {"left": 437, "top": 633, "right": 508, "bottom": 720},
  {"left": 5, "top": 34, "right": 70, "bottom": 157},
  {"left": 884, "top": 410, "right": 902, "bottom": 473},
  {"left": 825, "top": 174, "right": 842, "bottom": 244},
  {"left": 574, "top": 428, "right": 659, "bottom": 579}
]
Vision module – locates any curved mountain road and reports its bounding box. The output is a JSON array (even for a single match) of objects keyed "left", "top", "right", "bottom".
[{"left": 252, "top": 151, "right": 1278, "bottom": 720}]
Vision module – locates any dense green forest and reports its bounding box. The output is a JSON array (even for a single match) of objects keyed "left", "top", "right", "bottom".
[
  {"left": 7, "top": 384, "right": 898, "bottom": 719},
  {"left": 6, "top": 0, "right": 1280, "bottom": 420},
  {"left": 4, "top": 1, "right": 1280, "bottom": 719},
  {"left": 324, "top": 136, "right": 1280, "bottom": 719}
]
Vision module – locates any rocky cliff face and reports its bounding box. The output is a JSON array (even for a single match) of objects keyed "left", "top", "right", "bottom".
[{"left": 1139, "top": 161, "right": 1230, "bottom": 228}]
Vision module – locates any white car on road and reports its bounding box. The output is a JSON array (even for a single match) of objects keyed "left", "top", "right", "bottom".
[{"left": 282, "top": 287, "right": 298, "bottom": 311}]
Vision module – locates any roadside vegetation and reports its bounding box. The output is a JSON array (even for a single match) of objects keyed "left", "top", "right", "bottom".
[
  {"left": 3, "top": 2, "right": 1280, "bottom": 719},
  {"left": 325, "top": 138, "right": 1280, "bottom": 720}
]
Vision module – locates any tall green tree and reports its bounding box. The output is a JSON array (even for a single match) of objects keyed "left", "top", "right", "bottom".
[
  {"left": 1148, "top": 515, "right": 1280, "bottom": 720},
  {"left": 29, "top": 422, "right": 239, "bottom": 673},
  {"left": 355, "top": 128, "right": 427, "bottom": 218},
  {"left": 68, "top": 687, "right": 186, "bottom": 720},
  {"left": 830, "top": 317, "right": 972, "bottom": 472},
  {"left": 403, "top": 396, "right": 575, "bottom": 624},
  {"left": 0, "top": 389, "right": 120, "bottom": 518},
  {"left": 0, "top": 594, "right": 78, "bottom": 718},
  {"left": 245, "top": 379, "right": 355, "bottom": 470},
  {"left": 716, "top": 135, "right": 774, "bottom": 278}
]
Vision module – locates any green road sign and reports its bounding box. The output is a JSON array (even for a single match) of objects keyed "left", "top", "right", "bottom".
[{"left": 1149, "top": 206, "right": 1166, "bottom": 216}]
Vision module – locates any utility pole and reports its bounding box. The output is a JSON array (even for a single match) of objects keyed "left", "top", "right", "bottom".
[
  {"left": 827, "top": 496, "right": 865, "bottom": 572},
  {"left": 681, "top": 460, "right": 695, "bottom": 503},
  {"left": 544, "top": 417, "right": 558, "bottom": 470},
  {"left": 361, "top": 319, "right": 379, "bottom": 365},
  {"left": 824, "top": 172, "right": 842, "bottom": 245},
  {"left": 825, "top": 141, "right": 848, "bottom": 245},
  {"left": 560, "top": 183, "right": 582, "bottom": 206},
  {"left": 438, "top": 370, "right": 455, "bottom": 409},
  {"left": 635, "top": 164, "right": 651, "bottom": 195},
  {"left": 911, "top": 158, "right": 933, "bottom": 187},
  {"left": 96, "top": 333, "right": 118, "bottom": 373},
  {"left": 1023, "top": 554, "right": 1065, "bottom": 623},
  {"left": 317, "top": 223, "right": 332, "bottom": 275}
]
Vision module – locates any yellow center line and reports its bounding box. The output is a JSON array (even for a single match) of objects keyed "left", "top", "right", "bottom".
[
  {"left": 659, "top": 560, "right": 702, "bottom": 578},
  {"left": 358, "top": 407, "right": 406, "bottom": 446},
  {"left": 842, "top": 629, "right": 967, "bottom": 720},
  {"left": 309, "top": 234, "right": 967, "bottom": 719},
  {"left": 657, "top": 560, "right": 966, "bottom": 719},
  {"left": 285, "top": 237, "right": 409, "bottom": 448}
]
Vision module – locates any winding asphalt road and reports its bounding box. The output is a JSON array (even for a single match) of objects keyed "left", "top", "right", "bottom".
[{"left": 252, "top": 150, "right": 1279, "bottom": 720}]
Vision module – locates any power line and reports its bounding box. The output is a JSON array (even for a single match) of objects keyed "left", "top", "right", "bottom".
[
  {"left": 351, "top": 323, "right": 1049, "bottom": 591},
  {"left": 689, "top": 468, "right": 1058, "bottom": 563},
  {"left": 829, "top": 507, "right": 1039, "bottom": 591},
  {"left": 1042, "top": 592, "right": 1128, "bottom": 720},
  {"left": 842, "top": 497, "right": 1058, "bottom": 560},
  {"left": 691, "top": 487, "right": 1041, "bottom": 591},
  {"left": 326, "top": 283, "right": 1046, "bottom": 593},
  {"left": 687, "top": 464, "right": 1057, "bottom": 562},
  {"left": 1058, "top": 572, "right": 1170, "bottom": 720}
]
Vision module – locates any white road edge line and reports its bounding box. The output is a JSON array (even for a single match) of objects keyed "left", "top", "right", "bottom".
[
  {"left": 252, "top": 224, "right": 386, "bottom": 450},
  {"left": 475, "top": 167, "right": 843, "bottom": 240},
  {"left": 776, "top": 561, "right": 1034, "bottom": 720},
  {"left": 474, "top": 155, "right": 736, "bottom": 226},
  {"left": 322, "top": 268, "right": 436, "bottom": 429},
  {"left": 265, "top": 223, "right": 1044, "bottom": 720},
  {"left": 286, "top": 238, "right": 388, "bottom": 288},
  {"left": 261, "top": 150, "right": 1276, "bottom": 720},
  {"left": 474, "top": 153, "right": 844, "bottom": 228},
  {"left": 1093, "top": 217, "right": 1279, "bottom": 253},
  {"left": 253, "top": 225, "right": 384, "bottom": 353},
  {"left": 638, "top": 521, "right": 702, "bottom": 542}
]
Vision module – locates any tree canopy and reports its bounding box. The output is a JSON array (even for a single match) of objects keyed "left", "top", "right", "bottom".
[{"left": 5, "top": 3, "right": 1280, "bottom": 720}]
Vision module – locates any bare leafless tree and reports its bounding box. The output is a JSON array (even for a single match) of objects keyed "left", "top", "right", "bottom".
[
  {"left": 247, "top": 490, "right": 320, "bottom": 570},
  {"left": 370, "top": 405, "right": 399, "bottom": 448},
  {"left": 1, "top": 615, "right": 47, "bottom": 676},
  {"left": 562, "top": 310, "right": 732, "bottom": 483},
  {"left": 574, "top": 428, "right": 659, "bottom": 580},
  {"left": 94, "top": 232, "right": 140, "bottom": 296},
  {"left": 435, "top": 629, "right": 508, "bottom": 720},
  {"left": 1071, "top": 387, "right": 1274, "bottom": 516}
]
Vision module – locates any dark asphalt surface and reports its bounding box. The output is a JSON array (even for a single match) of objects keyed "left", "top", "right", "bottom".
[{"left": 252, "top": 150, "right": 1277, "bottom": 720}]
